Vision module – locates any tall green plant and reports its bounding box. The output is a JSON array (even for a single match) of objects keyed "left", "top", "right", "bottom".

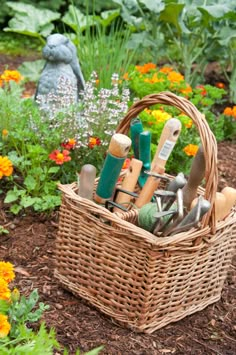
[{"left": 62, "top": 4, "right": 137, "bottom": 87}]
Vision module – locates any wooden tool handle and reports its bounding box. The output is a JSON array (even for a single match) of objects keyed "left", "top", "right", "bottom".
[
  {"left": 151, "top": 118, "right": 182, "bottom": 170},
  {"left": 182, "top": 145, "right": 205, "bottom": 210},
  {"left": 113, "top": 159, "right": 143, "bottom": 212},
  {"left": 135, "top": 165, "right": 165, "bottom": 208},
  {"left": 214, "top": 192, "right": 227, "bottom": 221},
  {"left": 109, "top": 133, "right": 132, "bottom": 158},
  {"left": 220, "top": 187, "right": 236, "bottom": 219}
]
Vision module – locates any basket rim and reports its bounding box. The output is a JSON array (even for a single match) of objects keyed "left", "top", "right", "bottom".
[
  {"left": 115, "top": 91, "right": 218, "bottom": 231},
  {"left": 58, "top": 182, "right": 236, "bottom": 248}
]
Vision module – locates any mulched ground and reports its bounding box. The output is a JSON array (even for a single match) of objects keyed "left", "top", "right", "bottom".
[{"left": 0, "top": 54, "right": 235, "bottom": 354}]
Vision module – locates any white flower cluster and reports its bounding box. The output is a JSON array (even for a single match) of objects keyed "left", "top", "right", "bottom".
[{"left": 33, "top": 72, "right": 130, "bottom": 152}]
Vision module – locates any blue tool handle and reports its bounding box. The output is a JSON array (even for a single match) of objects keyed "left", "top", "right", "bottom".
[
  {"left": 95, "top": 152, "right": 125, "bottom": 202},
  {"left": 130, "top": 118, "right": 143, "bottom": 159}
]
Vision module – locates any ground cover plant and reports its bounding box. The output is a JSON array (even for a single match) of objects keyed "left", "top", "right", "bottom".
[{"left": 0, "top": 0, "right": 235, "bottom": 354}]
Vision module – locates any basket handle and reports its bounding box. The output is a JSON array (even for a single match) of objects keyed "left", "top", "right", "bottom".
[{"left": 116, "top": 91, "right": 218, "bottom": 232}]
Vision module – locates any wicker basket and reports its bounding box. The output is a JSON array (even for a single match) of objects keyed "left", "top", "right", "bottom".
[{"left": 54, "top": 92, "right": 236, "bottom": 333}]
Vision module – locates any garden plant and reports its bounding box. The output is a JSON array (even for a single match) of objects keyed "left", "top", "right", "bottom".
[{"left": 0, "top": 0, "right": 235, "bottom": 354}]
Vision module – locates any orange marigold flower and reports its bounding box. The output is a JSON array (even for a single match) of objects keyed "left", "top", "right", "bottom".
[
  {"left": 0, "top": 77, "right": 3, "bottom": 87},
  {"left": 123, "top": 72, "right": 129, "bottom": 80},
  {"left": 49, "top": 149, "right": 71, "bottom": 165},
  {"left": 1, "top": 70, "right": 24, "bottom": 83},
  {"left": 223, "top": 107, "right": 233, "bottom": 116},
  {"left": 159, "top": 66, "right": 173, "bottom": 74},
  {"left": 0, "top": 314, "right": 11, "bottom": 338},
  {"left": 184, "top": 119, "right": 193, "bottom": 128},
  {"left": 0, "top": 278, "right": 11, "bottom": 301},
  {"left": 61, "top": 138, "right": 76, "bottom": 150},
  {"left": 88, "top": 137, "right": 101, "bottom": 149},
  {"left": 167, "top": 71, "right": 184, "bottom": 83},
  {"left": 135, "top": 63, "right": 156, "bottom": 74},
  {"left": 0, "top": 262, "right": 15, "bottom": 283},
  {"left": 183, "top": 144, "right": 199, "bottom": 157},
  {"left": 215, "top": 82, "right": 225, "bottom": 89},
  {"left": 0, "top": 156, "right": 13, "bottom": 179},
  {"left": 180, "top": 84, "right": 192, "bottom": 96},
  {"left": 2, "top": 129, "right": 8, "bottom": 138}
]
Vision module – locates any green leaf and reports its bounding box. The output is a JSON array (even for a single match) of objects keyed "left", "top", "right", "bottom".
[
  {"left": 159, "top": 3, "right": 185, "bottom": 33},
  {"left": 62, "top": 5, "right": 96, "bottom": 33},
  {"left": 218, "top": 27, "right": 236, "bottom": 46},
  {"left": 198, "top": 5, "right": 231, "bottom": 20},
  {"left": 10, "top": 204, "right": 22, "bottom": 214},
  {"left": 21, "top": 196, "right": 38, "bottom": 208},
  {"left": 4, "top": 190, "right": 19, "bottom": 203},
  {"left": 84, "top": 346, "right": 104, "bottom": 355},
  {"left": 99, "top": 9, "right": 120, "bottom": 27},
  {"left": 48, "top": 167, "right": 60, "bottom": 174},
  {"left": 18, "top": 60, "right": 45, "bottom": 82},
  {"left": 5, "top": 2, "right": 60, "bottom": 38},
  {"left": 139, "top": 0, "right": 165, "bottom": 14},
  {"left": 24, "top": 176, "right": 37, "bottom": 191}
]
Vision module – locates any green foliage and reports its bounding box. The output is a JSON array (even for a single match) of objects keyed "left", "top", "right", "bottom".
[
  {"left": 125, "top": 63, "right": 229, "bottom": 173},
  {"left": 4, "top": 2, "right": 61, "bottom": 44},
  {"left": 62, "top": 5, "right": 136, "bottom": 88},
  {"left": 0, "top": 322, "right": 59, "bottom": 355}
]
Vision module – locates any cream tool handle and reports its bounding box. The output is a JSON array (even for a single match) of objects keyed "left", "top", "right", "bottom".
[
  {"left": 135, "top": 118, "right": 182, "bottom": 208},
  {"left": 151, "top": 118, "right": 182, "bottom": 170}
]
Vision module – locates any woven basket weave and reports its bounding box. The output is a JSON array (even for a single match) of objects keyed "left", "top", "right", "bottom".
[{"left": 54, "top": 92, "right": 236, "bottom": 333}]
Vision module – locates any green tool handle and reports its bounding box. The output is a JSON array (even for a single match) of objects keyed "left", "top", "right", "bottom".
[
  {"left": 139, "top": 131, "right": 151, "bottom": 170},
  {"left": 94, "top": 153, "right": 125, "bottom": 204},
  {"left": 130, "top": 118, "right": 143, "bottom": 159}
]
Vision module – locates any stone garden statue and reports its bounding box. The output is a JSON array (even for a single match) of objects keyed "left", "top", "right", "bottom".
[{"left": 35, "top": 33, "right": 85, "bottom": 112}]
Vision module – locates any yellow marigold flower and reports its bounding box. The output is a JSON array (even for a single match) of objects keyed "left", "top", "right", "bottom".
[
  {"left": 0, "top": 262, "right": 15, "bottom": 283},
  {"left": 135, "top": 62, "right": 156, "bottom": 74},
  {"left": 0, "top": 278, "right": 11, "bottom": 301},
  {"left": 0, "top": 156, "right": 13, "bottom": 179},
  {"left": 11, "top": 288, "right": 20, "bottom": 302},
  {"left": 159, "top": 66, "right": 173, "bottom": 74},
  {"left": 167, "top": 71, "right": 184, "bottom": 83},
  {"left": 1, "top": 70, "right": 24, "bottom": 83},
  {"left": 183, "top": 144, "right": 199, "bottom": 157},
  {"left": 0, "top": 314, "right": 11, "bottom": 338},
  {"left": 151, "top": 110, "right": 171, "bottom": 122}
]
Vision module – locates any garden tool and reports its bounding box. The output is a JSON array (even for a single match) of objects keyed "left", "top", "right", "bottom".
[
  {"left": 182, "top": 145, "right": 205, "bottom": 210},
  {"left": 151, "top": 118, "right": 182, "bottom": 170},
  {"left": 170, "top": 196, "right": 211, "bottom": 235},
  {"left": 130, "top": 117, "right": 143, "bottom": 159},
  {"left": 77, "top": 164, "right": 96, "bottom": 200},
  {"left": 138, "top": 131, "right": 152, "bottom": 187},
  {"left": 135, "top": 118, "right": 182, "bottom": 209},
  {"left": 213, "top": 187, "right": 236, "bottom": 221},
  {"left": 113, "top": 158, "right": 143, "bottom": 212},
  {"left": 221, "top": 186, "right": 236, "bottom": 219},
  {"left": 94, "top": 133, "right": 131, "bottom": 204},
  {"left": 162, "top": 172, "right": 187, "bottom": 211},
  {"left": 159, "top": 189, "right": 184, "bottom": 236}
]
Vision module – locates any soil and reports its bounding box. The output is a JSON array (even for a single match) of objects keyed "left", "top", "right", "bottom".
[{"left": 0, "top": 54, "right": 236, "bottom": 355}]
